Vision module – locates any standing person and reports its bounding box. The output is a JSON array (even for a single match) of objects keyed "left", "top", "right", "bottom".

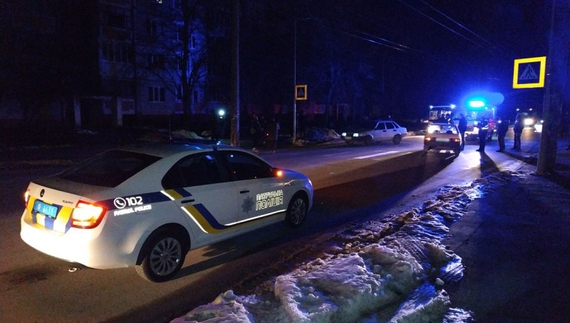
[
  {"left": 496, "top": 116, "right": 509, "bottom": 152},
  {"left": 250, "top": 114, "right": 263, "bottom": 152},
  {"left": 265, "top": 116, "right": 280, "bottom": 153},
  {"left": 561, "top": 111, "right": 570, "bottom": 150},
  {"left": 458, "top": 113, "right": 467, "bottom": 150},
  {"left": 298, "top": 111, "right": 306, "bottom": 140},
  {"left": 513, "top": 113, "right": 524, "bottom": 151},
  {"left": 476, "top": 118, "right": 489, "bottom": 152}
]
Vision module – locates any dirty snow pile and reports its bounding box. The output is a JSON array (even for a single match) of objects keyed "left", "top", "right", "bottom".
[
  {"left": 294, "top": 128, "right": 341, "bottom": 146},
  {"left": 172, "top": 173, "right": 514, "bottom": 323}
]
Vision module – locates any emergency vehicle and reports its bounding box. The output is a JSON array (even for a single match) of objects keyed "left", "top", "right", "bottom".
[
  {"left": 21, "top": 141, "right": 314, "bottom": 282},
  {"left": 428, "top": 102, "right": 497, "bottom": 141}
]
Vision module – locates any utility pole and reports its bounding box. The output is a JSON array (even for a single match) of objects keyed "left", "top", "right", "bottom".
[
  {"left": 230, "top": 0, "right": 240, "bottom": 146},
  {"left": 537, "top": 0, "right": 566, "bottom": 175},
  {"left": 293, "top": 18, "right": 298, "bottom": 143}
]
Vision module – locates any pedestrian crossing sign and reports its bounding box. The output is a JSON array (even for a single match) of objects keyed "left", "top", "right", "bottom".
[
  {"left": 513, "top": 56, "right": 546, "bottom": 89},
  {"left": 295, "top": 85, "right": 307, "bottom": 100}
]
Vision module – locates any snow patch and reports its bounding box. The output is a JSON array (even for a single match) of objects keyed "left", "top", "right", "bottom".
[{"left": 172, "top": 172, "right": 516, "bottom": 322}]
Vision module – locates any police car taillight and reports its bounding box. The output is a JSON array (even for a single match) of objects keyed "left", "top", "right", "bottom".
[
  {"left": 71, "top": 201, "right": 106, "bottom": 229},
  {"left": 24, "top": 190, "right": 30, "bottom": 208}
]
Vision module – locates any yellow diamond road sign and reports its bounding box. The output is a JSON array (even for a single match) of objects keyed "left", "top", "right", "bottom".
[
  {"left": 513, "top": 56, "right": 546, "bottom": 89},
  {"left": 295, "top": 85, "right": 307, "bottom": 100}
]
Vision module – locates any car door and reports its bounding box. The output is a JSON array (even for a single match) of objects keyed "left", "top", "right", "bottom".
[
  {"left": 372, "top": 121, "right": 387, "bottom": 141},
  {"left": 219, "top": 150, "right": 287, "bottom": 222},
  {"left": 383, "top": 121, "right": 398, "bottom": 140},
  {"left": 161, "top": 152, "right": 238, "bottom": 242}
]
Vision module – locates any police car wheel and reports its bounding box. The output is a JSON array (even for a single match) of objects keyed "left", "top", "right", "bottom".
[
  {"left": 136, "top": 233, "right": 186, "bottom": 282},
  {"left": 363, "top": 136, "right": 373, "bottom": 145},
  {"left": 285, "top": 194, "right": 308, "bottom": 228}
]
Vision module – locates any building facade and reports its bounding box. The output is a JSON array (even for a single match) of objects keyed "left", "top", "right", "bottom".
[{"left": 0, "top": 0, "right": 207, "bottom": 129}]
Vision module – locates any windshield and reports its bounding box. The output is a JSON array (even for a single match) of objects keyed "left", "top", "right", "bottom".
[
  {"left": 428, "top": 124, "right": 458, "bottom": 134},
  {"left": 360, "top": 120, "right": 379, "bottom": 129}
]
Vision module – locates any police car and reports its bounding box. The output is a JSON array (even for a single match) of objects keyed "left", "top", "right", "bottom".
[{"left": 21, "top": 141, "right": 313, "bottom": 282}]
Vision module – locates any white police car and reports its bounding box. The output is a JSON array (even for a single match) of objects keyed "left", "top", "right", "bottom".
[{"left": 21, "top": 141, "right": 313, "bottom": 282}]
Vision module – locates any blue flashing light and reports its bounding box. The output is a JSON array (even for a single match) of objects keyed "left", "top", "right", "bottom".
[{"left": 468, "top": 100, "right": 486, "bottom": 108}]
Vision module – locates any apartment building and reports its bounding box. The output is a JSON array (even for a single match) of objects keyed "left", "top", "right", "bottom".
[{"left": 1, "top": 0, "right": 207, "bottom": 128}]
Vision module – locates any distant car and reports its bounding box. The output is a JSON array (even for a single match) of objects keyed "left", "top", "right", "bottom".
[
  {"left": 20, "top": 141, "right": 313, "bottom": 282},
  {"left": 424, "top": 122, "right": 462, "bottom": 157},
  {"left": 518, "top": 111, "right": 541, "bottom": 128},
  {"left": 341, "top": 120, "right": 408, "bottom": 145}
]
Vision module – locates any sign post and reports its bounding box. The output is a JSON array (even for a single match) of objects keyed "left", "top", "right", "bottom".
[
  {"left": 293, "top": 85, "right": 307, "bottom": 141},
  {"left": 512, "top": 55, "right": 558, "bottom": 175}
]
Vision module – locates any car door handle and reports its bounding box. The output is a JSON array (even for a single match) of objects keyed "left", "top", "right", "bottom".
[
  {"left": 181, "top": 199, "right": 195, "bottom": 204},
  {"left": 240, "top": 190, "right": 250, "bottom": 194}
]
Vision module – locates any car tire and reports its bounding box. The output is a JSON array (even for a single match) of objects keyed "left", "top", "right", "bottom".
[
  {"left": 392, "top": 135, "right": 402, "bottom": 144},
  {"left": 363, "top": 136, "right": 373, "bottom": 145},
  {"left": 136, "top": 231, "right": 187, "bottom": 282},
  {"left": 284, "top": 193, "right": 308, "bottom": 228}
]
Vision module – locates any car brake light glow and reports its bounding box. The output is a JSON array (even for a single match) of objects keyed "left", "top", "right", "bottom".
[
  {"left": 71, "top": 201, "right": 106, "bottom": 229},
  {"left": 24, "top": 190, "right": 30, "bottom": 207}
]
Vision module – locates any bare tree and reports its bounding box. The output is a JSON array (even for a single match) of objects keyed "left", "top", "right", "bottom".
[{"left": 134, "top": 0, "right": 208, "bottom": 128}]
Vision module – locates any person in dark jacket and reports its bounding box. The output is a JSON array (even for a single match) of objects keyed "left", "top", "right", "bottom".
[
  {"left": 250, "top": 114, "right": 264, "bottom": 151},
  {"left": 265, "top": 116, "right": 280, "bottom": 153},
  {"left": 496, "top": 116, "right": 509, "bottom": 152},
  {"left": 476, "top": 118, "right": 489, "bottom": 152},
  {"left": 458, "top": 113, "right": 467, "bottom": 150},
  {"left": 513, "top": 113, "right": 524, "bottom": 151}
]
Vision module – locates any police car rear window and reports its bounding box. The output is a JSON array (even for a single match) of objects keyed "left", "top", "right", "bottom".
[{"left": 58, "top": 150, "right": 161, "bottom": 187}]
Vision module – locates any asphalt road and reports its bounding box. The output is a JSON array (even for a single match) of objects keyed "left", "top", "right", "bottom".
[{"left": 0, "top": 135, "right": 530, "bottom": 323}]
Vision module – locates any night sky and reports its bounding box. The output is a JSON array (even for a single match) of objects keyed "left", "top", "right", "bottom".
[{"left": 237, "top": 0, "right": 567, "bottom": 121}]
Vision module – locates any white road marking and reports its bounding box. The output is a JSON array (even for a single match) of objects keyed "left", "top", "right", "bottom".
[{"left": 354, "top": 151, "right": 399, "bottom": 159}]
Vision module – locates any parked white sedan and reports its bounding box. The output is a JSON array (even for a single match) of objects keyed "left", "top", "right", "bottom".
[{"left": 21, "top": 141, "right": 313, "bottom": 282}]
